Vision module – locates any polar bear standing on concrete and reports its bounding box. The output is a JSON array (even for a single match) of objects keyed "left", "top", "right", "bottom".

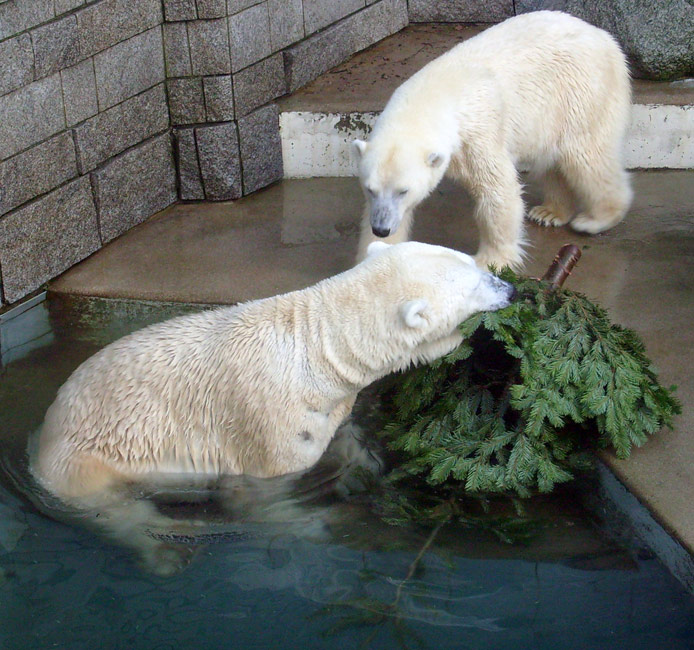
[{"left": 355, "top": 11, "right": 632, "bottom": 270}]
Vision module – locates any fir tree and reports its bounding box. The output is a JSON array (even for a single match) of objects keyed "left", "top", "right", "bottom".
[{"left": 379, "top": 266, "right": 681, "bottom": 498}]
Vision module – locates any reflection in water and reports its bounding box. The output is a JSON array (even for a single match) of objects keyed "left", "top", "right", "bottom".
[
  {"left": 24, "top": 422, "right": 383, "bottom": 577},
  {"left": 2, "top": 297, "right": 694, "bottom": 650}
]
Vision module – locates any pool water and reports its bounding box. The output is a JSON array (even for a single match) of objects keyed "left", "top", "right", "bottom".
[{"left": 1, "top": 297, "right": 693, "bottom": 650}]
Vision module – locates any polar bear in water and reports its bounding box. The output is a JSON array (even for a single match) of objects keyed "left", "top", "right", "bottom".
[{"left": 30, "top": 242, "right": 515, "bottom": 572}]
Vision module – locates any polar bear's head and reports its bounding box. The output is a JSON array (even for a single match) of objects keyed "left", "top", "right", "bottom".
[
  {"left": 354, "top": 138, "right": 449, "bottom": 238},
  {"left": 360, "top": 241, "right": 516, "bottom": 370}
]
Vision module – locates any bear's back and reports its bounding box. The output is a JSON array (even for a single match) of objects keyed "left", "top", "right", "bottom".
[{"left": 454, "top": 11, "right": 622, "bottom": 69}]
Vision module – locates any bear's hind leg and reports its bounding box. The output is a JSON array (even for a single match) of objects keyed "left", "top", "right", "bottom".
[
  {"left": 38, "top": 455, "right": 205, "bottom": 576},
  {"left": 562, "top": 151, "right": 632, "bottom": 235},
  {"left": 528, "top": 168, "right": 575, "bottom": 228}
]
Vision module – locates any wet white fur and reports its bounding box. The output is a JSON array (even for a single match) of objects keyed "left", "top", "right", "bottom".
[
  {"left": 355, "top": 11, "right": 632, "bottom": 269},
  {"left": 31, "top": 241, "right": 514, "bottom": 503}
]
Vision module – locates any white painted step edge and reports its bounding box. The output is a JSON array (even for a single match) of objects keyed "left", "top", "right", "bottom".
[{"left": 280, "top": 104, "right": 694, "bottom": 178}]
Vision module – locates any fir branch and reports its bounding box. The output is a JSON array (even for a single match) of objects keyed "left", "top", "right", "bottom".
[{"left": 376, "top": 258, "right": 681, "bottom": 500}]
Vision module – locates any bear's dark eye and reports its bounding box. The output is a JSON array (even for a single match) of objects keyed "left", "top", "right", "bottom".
[
  {"left": 366, "top": 187, "right": 376, "bottom": 197},
  {"left": 397, "top": 189, "right": 408, "bottom": 197}
]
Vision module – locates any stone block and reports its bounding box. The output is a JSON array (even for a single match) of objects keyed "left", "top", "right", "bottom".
[
  {"left": 268, "top": 0, "right": 304, "bottom": 51},
  {"left": 408, "top": 0, "right": 512, "bottom": 22},
  {"left": 167, "top": 77, "right": 206, "bottom": 125},
  {"left": 515, "top": 0, "right": 554, "bottom": 9},
  {"left": 31, "top": 13, "right": 81, "bottom": 78},
  {"left": 55, "top": 0, "right": 85, "bottom": 15},
  {"left": 303, "top": 0, "right": 363, "bottom": 34},
  {"left": 196, "top": 0, "right": 226, "bottom": 19},
  {"left": 77, "top": 0, "right": 162, "bottom": 58},
  {"left": 73, "top": 84, "right": 169, "bottom": 172},
  {"left": 238, "top": 103, "right": 282, "bottom": 194},
  {"left": 92, "top": 134, "right": 177, "bottom": 243},
  {"left": 351, "top": 0, "right": 408, "bottom": 49},
  {"left": 227, "top": 0, "right": 262, "bottom": 14},
  {"left": 173, "top": 127, "right": 205, "bottom": 200},
  {"left": 0, "top": 75, "right": 65, "bottom": 161},
  {"left": 188, "top": 17, "right": 232, "bottom": 75},
  {"left": 228, "top": 2, "right": 271, "bottom": 71},
  {"left": 0, "top": 177, "right": 100, "bottom": 304},
  {"left": 163, "top": 21, "right": 192, "bottom": 77},
  {"left": 285, "top": 0, "right": 407, "bottom": 91},
  {"left": 93, "top": 27, "right": 165, "bottom": 110},
  {"left": 60, "top": 58, "right": 98, "bottom": 127},
  {"left": 0, "top": 0, "right": 53, "bottom": 42},
  {"left": 195, "top": 122, "right": 242, "bottom": 200},
  {"left": 203, "top": 75, "right": 235, "bottom": 122},
  {"left": 0, "top": 34, "right": 34, "bottom": 97},
  {"left": 163, "top": 0, "right": 197, "bottom": 21},
  {"left": 233, "top": 53, "right": 286, "bottom": 116},
  {"left": 0, "top": 132, "right": 78, "bottom": 217},
  {"left": 516, "top": 0, "right": 694, "bottom": 80}
]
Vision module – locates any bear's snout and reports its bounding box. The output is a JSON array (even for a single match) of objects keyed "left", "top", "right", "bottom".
[
  {"left": 483, "top": 274, "right": 517, "bottom": 309},
  {"left": 370, "top": 197, "right": 401, "bottom": 238},
  {"left": 496, "top": 278, "right": 517, "bottom": 303}
]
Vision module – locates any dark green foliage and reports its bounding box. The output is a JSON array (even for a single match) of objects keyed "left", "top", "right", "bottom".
[{"left": 380, "top": 269, "right": 681, "bottom": 497}]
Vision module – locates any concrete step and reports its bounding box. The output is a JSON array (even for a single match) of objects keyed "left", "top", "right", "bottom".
[{"left": 278, "top": 25, "right": 694, "bottom": 178}]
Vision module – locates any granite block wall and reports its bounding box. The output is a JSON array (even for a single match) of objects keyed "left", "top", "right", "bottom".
[
  {"left": 0, "top": 0, "right": 408, "bottom": 307},
  {"left": 516, "top": 0, "right": 694, "bottom": 80},
  {"left": 0, "top": 0, "right": 174, "bottom": 306},
  {"left": 166, "top": 0, "right": 408, "bottom": 204},
  {"left": 409, "top": 0, "right": 694, "bottom": 79},
  {"left": 408, "top": 0, "right": 513, "bottom": 23}
]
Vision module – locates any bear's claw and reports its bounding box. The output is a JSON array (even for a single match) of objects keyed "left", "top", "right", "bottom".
[{"left": 528, "top": 206, "right": 571, "bottom": 228}]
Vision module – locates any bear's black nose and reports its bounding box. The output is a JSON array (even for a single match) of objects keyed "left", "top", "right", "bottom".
[{"left": 372, "top": 226, "right": 390, "bottom": 238}]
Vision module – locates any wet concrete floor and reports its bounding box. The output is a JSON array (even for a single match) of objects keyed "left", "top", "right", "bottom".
[{"left": 50, "top": 169, "right": 694, "bottom": 557}]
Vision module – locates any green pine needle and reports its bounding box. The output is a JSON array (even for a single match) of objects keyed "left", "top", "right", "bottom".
[{"left": 379, "top": 269, "right": 681, "bottom": 497}]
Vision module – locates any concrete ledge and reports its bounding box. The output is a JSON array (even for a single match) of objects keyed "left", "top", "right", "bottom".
[
  {"left": 626, "top": 103, "right": 694, "bottom": 168},
  {"left": 281, "top": 104, "right": 694, "bottom": 177},
  {"left": 280, "top": 111, "right": 378, "bottom": 178},
  {"left": 589, "top": 462, "right": 694, "bottom": 593},
  {"left": 279, "top": 25, "right": 694, "bottom": 177},
  {"left": 0, "top": 292, "right": 50, "bottom": 366}
]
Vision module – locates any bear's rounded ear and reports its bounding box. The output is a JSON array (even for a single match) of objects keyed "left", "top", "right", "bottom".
[
  {"left": 427, "top": 152, "right": 444, "bottom": 168},
  {"left": 366, "top": 241, "right": 391, "bottom": 257},
  {"left": 353, "top": 139, "right": 368, "bottom": 158},
  {"left": 400, "top": 299, "right": 429, "bottom": 329}
]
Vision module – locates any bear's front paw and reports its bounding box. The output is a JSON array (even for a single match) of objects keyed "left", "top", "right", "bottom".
[
  {"left": 528, "top": 205, "right": 571, "bottom": 228},
  {"left": 474, "top": 247, "right": 525, "bottom": 272}
]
